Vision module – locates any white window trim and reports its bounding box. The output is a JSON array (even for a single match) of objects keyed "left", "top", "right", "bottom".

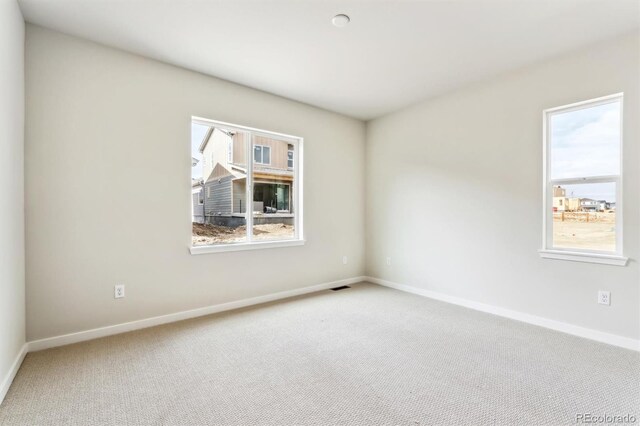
[
  {"left": 254, "top": 144, "right": 271, "bottom": 165},
  {"left": 190, "top": 117, "right": 304, "bottom": 255},
  {"left": 539, "top": 93, "right": 627, "bottom": 266}
]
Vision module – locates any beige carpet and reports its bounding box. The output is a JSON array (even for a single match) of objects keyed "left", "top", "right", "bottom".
[{"left": 1, "top": 282, "right": 638, "bottom": 425}]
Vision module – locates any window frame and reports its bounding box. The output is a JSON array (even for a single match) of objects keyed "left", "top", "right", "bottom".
[
  {"left": 539, "top": 93, "right": 627, "bottom": 266},
  {"left": 254, "top": 144, "right": 271, "bottom": 165},
  {"left": 190, "top": 117, "right": 304, "bottom": 255}
]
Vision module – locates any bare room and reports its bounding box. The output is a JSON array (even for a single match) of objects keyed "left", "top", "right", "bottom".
[{"left": 1, "top": 0, "right": 638, "bottom": 424}]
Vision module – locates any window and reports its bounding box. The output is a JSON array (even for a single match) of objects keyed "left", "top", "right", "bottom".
[
  {"left": 540, "top": 93, "right": 626, "bottom": 266},
  {"left": 198, "top": 191, "right": 204, "bottom": 205},
  {"left": 254, "top": 145, "right": 271, "bottom": 165},
  {"left": 190, "top": 117, "right": 303, "bottom": 254},
  {"left": 288, "top": 146, "right": 294, "bottom": 169}
]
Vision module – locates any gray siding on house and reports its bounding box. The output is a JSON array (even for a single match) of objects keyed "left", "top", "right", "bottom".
[{"left": 204, "top": 176, "right": 232, "bottom": 216}]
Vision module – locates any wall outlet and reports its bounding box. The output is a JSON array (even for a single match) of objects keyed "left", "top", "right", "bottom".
[
  {"left": 386, "top": 257, "right": 391, "bottom": 266},
  {"left": 114, "top": 284, "right": 125, "bottom": 299},
  {"left": 342, "top": 256, "right": 348, "bottom": 265},
  {"left": 597, "top": 290, "right": 610, "bottom": 306}
]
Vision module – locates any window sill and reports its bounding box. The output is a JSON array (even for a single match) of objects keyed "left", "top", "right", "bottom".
[
  {"left": 190, "top": 239, "right": 305, "bottom": 255},
  {"left": 538, "top": 249, "right": 628, "bottom": 266}
]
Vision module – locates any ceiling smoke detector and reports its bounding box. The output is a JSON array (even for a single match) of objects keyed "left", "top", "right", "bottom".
[{"left": 332, "top": 14, "right": 350, "bottom": 27}]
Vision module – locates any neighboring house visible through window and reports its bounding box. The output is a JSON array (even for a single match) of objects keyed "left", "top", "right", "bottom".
[
  {"left": 539, "top": 93, "right": 626, "bottom": 266},
  {"left": 190, "top": 117, "right": 303, "bottom": 253}
]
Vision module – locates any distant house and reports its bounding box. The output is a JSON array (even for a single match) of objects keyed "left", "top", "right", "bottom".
[
  {"left": 553, "top": 186, "right": 609, "bottom": 212},
  {"left": 552, "top": 186, "right": 567, "bottom": 211},
  {"left": 580, "top": 198, "right": 610, "bottom": 212},
  {"left": 198, "top": 127, "right": 294, "bottom": 226},
  {"left": 192, "top": 179, "right": 204, "bottom": 223}
]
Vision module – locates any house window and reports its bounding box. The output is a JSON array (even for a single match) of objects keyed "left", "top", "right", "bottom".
[
  {"left": 254, "top": 145, "right": 271, "bottom": 165},
  {"left": 288, "top": 147, "right": 294, "bottom": 169},
  {"left": 198, "top": 190, "right": 204, "bottom": 205},
  {"left": 227, "top": 140, "right": 233, "bottom": 163},
  {"left": 540, "top": 93, "right": 626, "bottom": 266},
  {"left": 190, "top": 117, "right": 303, "bottom": 254}
]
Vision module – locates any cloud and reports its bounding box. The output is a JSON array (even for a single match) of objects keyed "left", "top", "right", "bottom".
[{"left": 550, "top": 101, "right": 620, "bottom": 180}]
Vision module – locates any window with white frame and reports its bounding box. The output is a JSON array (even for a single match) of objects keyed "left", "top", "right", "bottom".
[
  {"left": 288, "top": 146, "right": 294, "bottom": 169},
  {"left": 254, "top": 145, "right": 271, "bottom": 165},
  {"left": 190, "top": 118, "right": 303, "bottom": 253},
  {"left": 540, "top": 93, "right": 625, "bottom": 265}
]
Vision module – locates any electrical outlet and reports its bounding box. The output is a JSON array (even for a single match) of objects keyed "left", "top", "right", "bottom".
[
  {"left": 597, "top": 290, "right": 610, "bottom": 306},
  {"left": 114, "top": 284, "right": 125, "bottom": 299},
  {"left": 386, "top": 257, "right": 391, "bottom": 266},
  {"left": 342, "top": 256, "right": 348, "bottom": 265}
]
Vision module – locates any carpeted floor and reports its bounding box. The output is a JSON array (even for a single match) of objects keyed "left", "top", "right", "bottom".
[{"left": 0, "top": 282, "right": 638, "bottom": 425}]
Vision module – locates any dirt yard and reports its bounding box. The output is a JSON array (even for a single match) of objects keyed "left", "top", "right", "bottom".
[
  {"left": 192, "top": 222, "right": 294, "bottom": 245},
  {"left": 552, "top": 212, "right": 615, "bottom": 251}
]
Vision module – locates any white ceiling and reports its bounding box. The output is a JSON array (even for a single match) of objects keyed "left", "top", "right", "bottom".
[{"left": 18, "top": 0, "right": 640, "bottom": 120}]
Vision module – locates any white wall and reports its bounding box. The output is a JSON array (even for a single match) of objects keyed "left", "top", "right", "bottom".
[
  {"left": 0, "top": 0, "right": 25, "bottom": 396},
  {"left": 366, "top": 33, "right": 640, "bottom": 340},
  {"left": 25, "top": 25, "right": 365, "bottom": 341}
]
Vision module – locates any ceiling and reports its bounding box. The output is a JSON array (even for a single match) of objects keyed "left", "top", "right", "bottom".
[{"left": 18, "top": 0, "right": 640, "bottom": 120}]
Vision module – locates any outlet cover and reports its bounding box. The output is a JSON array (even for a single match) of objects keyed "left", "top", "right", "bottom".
[
  {"left": 115, "top": 284, "right": 125, "bottom": 299},
  {"left": 597, "top": 290, "right": 610, "bottom": 306},
  {"left": 342, "top": 256, "right": 348, "bottom": 265}
]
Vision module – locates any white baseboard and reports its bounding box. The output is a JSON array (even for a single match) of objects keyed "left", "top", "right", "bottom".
[
  {"left": 366, "top": 276, "right": 640, "bottom": 352},
  {"left": 28, "top": 276, "right": 366, "bottom": 352},
  {"left": 0, "top": 343, "right": 28, "bottom": 405}
]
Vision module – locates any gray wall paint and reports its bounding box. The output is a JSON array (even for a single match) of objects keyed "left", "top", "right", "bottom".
[
  {"left": 0, "top": 0, "right": 25, "bottom": 387},
  {"left": 23, "top": 24, "right": 639, "bottom": 344},
  {"left": 366, "top": 33, "right": 640, "bottom": 340},
  {"left": 25, "top": 25, "right": 366, "bottom": 341}
]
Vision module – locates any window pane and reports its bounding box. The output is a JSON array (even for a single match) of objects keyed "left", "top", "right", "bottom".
[
  {"left": 549, "top": 100, "right": 620, "bottom": 180},
  {"left": 191, "top": 123, "right": 248, "bottom": 246},
  {"left": 288, "top": 149, "right": 294, "bottom": 168},
  {"left": 552, "top": 182, "right": 616, "bottom": 252},
  {"left": 252, "top": 135, "right": 295, "bottom": 241},
  {"left": 263, "top": 146, "right": 271, "bottom": 164},
  {"left": 254, "top": 145, "right": 262, "bottom": 163}
]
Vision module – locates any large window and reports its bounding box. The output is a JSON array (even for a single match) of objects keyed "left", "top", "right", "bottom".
[
  {"left": 540, "top": 93, "right": 626, "bottom": 266},
  {"left": 190, "top": 117, "right": 303, "bottom": 254}
]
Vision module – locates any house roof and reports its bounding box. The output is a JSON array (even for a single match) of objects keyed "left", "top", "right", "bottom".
[
  {"left": 198, "top": 127, "right": 214, "bottom": 153},
  {"left": 198, "top": 127, "right": 236, "bottom": 153}
]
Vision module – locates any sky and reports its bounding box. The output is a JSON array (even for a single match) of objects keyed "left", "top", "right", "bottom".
[
  {"left": 550, "top": 100, "right": 620, "bottom": 202},
  {"left": 191, "top": 123, "right": 210, "bottom": 180}
]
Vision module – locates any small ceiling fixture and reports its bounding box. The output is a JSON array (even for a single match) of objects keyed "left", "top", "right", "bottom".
[{"left": 332, "top": 14, "right": 350, "bottom": 27}]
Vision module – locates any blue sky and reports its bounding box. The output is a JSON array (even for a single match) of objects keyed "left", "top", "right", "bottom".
[
  {"left": 191, "top": 123, "right": 209, "bottom": 180},
  {"left": 550, "top": 100, "right": 620, "bottom": 201}
]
